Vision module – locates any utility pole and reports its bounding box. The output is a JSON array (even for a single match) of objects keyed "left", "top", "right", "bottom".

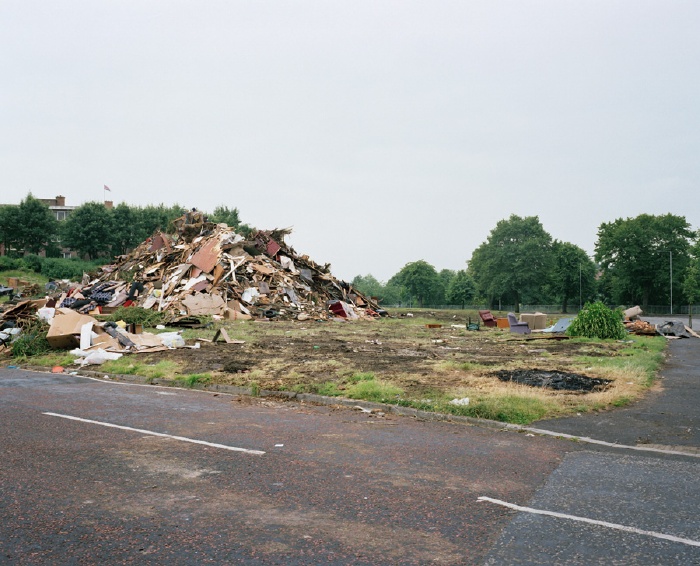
[
  {"left": 670, "top": 251, "right": 673, "bottom": 315},
  {"left": 579, "top": 262, "right": 582, "bottom": 311}
]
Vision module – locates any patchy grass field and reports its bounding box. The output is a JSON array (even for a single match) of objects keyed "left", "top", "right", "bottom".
[{"left": 6, "top": 308, "right": 667, "bottom": 424}]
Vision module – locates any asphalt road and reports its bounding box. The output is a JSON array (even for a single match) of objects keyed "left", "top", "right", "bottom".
[
  {"left": 1, "top": 369, "right": 567, "bottom": 565},
  {"left": 2, "top": 335, "right": 699, "bottom": 565}
]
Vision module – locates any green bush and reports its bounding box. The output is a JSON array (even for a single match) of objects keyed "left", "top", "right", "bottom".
[
  {"left": 11, "top": 320, "right": 52, "bottom": 358},
  {"left": 22, "top": 254, "right": 43, "bottom": 273},
  {"left": 104, "top": 306, "right": 165, "bottom": 327},
  {"left": 40, "top": 258, "right": 103, "bottom": 281},
  {"left": 0, "top": 256, "right": 21, "bottom": 271},
  {"left": 567, "top": 301, "right": 627, "bottom": 340}
]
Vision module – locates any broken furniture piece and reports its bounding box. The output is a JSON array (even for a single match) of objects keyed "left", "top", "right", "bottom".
[
  {"left": 507, "top": 312, "right": 531, "bottom": 334},
  {"left": 543, "top": 318, "right": 572, "bottom": 333},
  {"left": 478, "top": 310, "right": 497, "bottom": 327},
  {"left": 623, "top": 305, "right": 642, "bottom": 321},
  {"left": 519, "top": 312, "right": 547, "bottom": 330}
]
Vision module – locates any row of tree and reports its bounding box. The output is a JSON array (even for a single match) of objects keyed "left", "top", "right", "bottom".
[
  {"left": 0, "top": 195, "right": 249, "bottom": 260},
  {"left": 353, "top": 214, "right": 700, "bottom": 312},
  {"left": 2, "top": 195, "right": 698, "bottom": 312}
]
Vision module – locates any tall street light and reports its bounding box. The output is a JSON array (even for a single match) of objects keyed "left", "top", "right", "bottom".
[
  {"left": 670, "top": 251, "right": 673, "bottom": 315},
  {"left": 579, "top": 262, "right": 582, "bottom": 311}
]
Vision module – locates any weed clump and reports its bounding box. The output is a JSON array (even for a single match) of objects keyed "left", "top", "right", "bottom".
[
  {"left": 104, "top": 307, "right": 165, "bottom": 328},
  {"left": 345, "top": 379, "right": 403, "bottom": 402},
  {"left": 567, "top": 301, "right": 626, "bottom": 340},
  {"left": 177, "top": 373, "right": 211, "bottom": 388},
  {"left": 11, "top": 320, "right": 51, "bottom": 358}
]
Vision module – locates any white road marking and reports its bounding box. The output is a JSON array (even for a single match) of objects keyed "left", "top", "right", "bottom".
[
  {"left": 42, "top": 412, "right": 265, "bottom": 455},
  {"left": 516, "top": 426, "right": 700, "bottom": 458},
  {"left": 478, "top": 496, "right": 700, "bottom": 548},
  {"left": 69, "top": 374, "right": 700, "bottom": 458}
]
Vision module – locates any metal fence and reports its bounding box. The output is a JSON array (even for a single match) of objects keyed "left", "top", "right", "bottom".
[{"left": 384, "top": 304, "right": 700, "bottom": 315}]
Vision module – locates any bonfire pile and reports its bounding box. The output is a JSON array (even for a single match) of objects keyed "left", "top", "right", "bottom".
[{"left": 82, "top": 223, "right": 381, "bottom": 322}]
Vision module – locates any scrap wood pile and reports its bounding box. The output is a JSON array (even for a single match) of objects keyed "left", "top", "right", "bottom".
[
  {"left": 624, "top": 319, "right": 658, "bottom": 336},
  {"left": 83, "top": 223, "right": 382, "bottom": 322}
]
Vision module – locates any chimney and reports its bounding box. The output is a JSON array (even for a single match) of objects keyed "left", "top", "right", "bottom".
[
  {"left": 56, "top": 195, "right": 66, "bottom": 206},
  {"left": 104, "top": 200, "right": 113, "bottom": 209}
]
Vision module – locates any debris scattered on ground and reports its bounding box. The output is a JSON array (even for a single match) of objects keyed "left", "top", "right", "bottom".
[
  {"left": 449, "top": 397, "right": 470, "bottom": 406},
  {"left": 494, "top": 369, "right": 612, "bottom": 392}
]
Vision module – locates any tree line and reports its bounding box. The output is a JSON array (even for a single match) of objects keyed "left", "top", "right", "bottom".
[
  {"left": 2, "top": 195, "right": 699, "bottom": 312},
  {"left": 352, "top": 213, "right": 700, "bottom": 312},
  {"left": 0, "top": 194, "right": 249, "bottom": 260}
]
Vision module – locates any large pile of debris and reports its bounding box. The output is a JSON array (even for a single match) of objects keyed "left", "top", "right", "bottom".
[{"left": 61, "top": 224, "right": 382, "bottom": 322}]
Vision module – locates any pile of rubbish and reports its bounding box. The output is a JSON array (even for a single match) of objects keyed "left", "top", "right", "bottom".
[
  {"left": 620, "top": 306, "right": 700, "bottom": 339},
  {"left": 0, "top": 224, "right": 385, "bottom": 355},
  {"left": 0, "top": 300, "right": 190, "bottom": 361},
  {"left": 655, "top": 321, "right": 700, "bottom": 339},
  {"left": 62, "top": 224, "right": 382, "bottom": 322},
  {"left": 624, "top": 320, "right": 658, "bottom": 336}
]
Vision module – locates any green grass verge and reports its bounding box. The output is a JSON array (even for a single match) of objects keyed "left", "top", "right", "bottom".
[
  {"left": 22, "top": 352, "right": 78, "bottom": 367},
  {"left": 394, "top": 392, "right": 556, "bottom": 425},
  {"left": 573, "top": 335, "right": 666, "bottom": 386},
  {"left": 0, "top": 269, "right": 50, "bottom": 288},
  {"left": 176, "top": 373, "right": 212, "bottom": 388},
  {"left": 344, "top": 379, "right": 404, "bottom": 403},
  {"left": 100, "top": 359, "right": 181, "bottom": 380}
]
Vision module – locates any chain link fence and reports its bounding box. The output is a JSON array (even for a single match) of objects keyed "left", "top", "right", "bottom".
[{"left": 383, "top": 304, "right": 699, "bottom": 316}]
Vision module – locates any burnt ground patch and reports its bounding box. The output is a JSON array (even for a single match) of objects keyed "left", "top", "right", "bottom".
[{"left": 493, "top": 369, "right": 613, "bottom": 392}]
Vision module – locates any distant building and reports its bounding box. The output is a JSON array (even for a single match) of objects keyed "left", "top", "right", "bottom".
[
  {"left": 0, "top": 195, "right": 113, "bottom": 258},
  {"left": 38, "top": 195, "right": 76, "bottom": 222}
]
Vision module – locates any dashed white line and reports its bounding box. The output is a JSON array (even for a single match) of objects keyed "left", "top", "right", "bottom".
[
  {"left": 70, "top": 374, "right": 700, "bottom": 458},
  {"left": 42, "top": 412, "right": 265, "bottom": 455},
  {"left": 478, "top": 496, "right": 700, "bottom": 548}
]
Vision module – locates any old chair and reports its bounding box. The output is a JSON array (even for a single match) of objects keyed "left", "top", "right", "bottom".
[
  {"left": 507, "top": 312, "right": 531, "bottom": 334},
  {"left": 478, "top": 310, "right": 497, "bottom": 327}
]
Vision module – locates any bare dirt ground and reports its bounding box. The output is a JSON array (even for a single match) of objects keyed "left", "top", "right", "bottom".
[{"left": 135, "top": 311, "right": 634, "bottom": 400}]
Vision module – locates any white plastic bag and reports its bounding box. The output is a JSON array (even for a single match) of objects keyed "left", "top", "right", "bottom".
[{"left": 158, "top": 332, "right": 186, "bottom": 348}]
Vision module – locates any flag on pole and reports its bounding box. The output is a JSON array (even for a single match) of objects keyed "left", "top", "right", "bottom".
[{"left": 104, "top": 185, "right": 111, "bottom": 192}]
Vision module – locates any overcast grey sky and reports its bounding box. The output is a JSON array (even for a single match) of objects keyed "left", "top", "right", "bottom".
[{"left": 2, "top": 1, "right": 699, "bottom": 282}]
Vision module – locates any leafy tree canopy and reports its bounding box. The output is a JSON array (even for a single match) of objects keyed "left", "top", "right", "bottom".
[
  {"left": 550, "top": 241, "right": 597, "bottom": 313},
  {"left": 138, "top": 203, "right": 184, "bottom": 237},
  {"left": 682, "top": 233, "right": 700, "bottom": 305},
  {"left": 595, "top": 213, "right": 693, "bottom": 308},
  {"left": 61, "top": 202, "right": 114, "bottom": 259},
  {"left": 111, "top": 203, "right": 142, "bottom": 256},
  {"left": 209, "top": 205, "right": 253, "bottom": 236},
  {"left": 16, "top": 194, "right": 59, "bottom": 254},
  {"left": 0, "top": 205, "right": 19, "bottom": 254},
  {"left": 388, "top": 260, "right": 441, "bottom": 307},
  {"left": 446, "top": 270, "right": 476, "bottom": 307},
  {"left": 468, "top": 215, "right": 553, "bottom": 311},
  {"left": 351, "top": 274, "right": 384, "bottom": 299}
]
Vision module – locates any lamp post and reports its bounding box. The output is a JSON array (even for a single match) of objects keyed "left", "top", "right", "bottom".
[
  {"left": 579, "top": 262, "right": 582, "bottom": 311},
  {"left": 670, "top": 251, "right": 673, "bottom": 315}
]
